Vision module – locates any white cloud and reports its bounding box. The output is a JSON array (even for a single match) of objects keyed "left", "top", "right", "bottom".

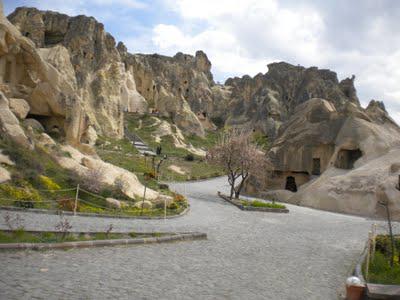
[{"left": 155, "top": 0, "right": 400, "bottom": 123}]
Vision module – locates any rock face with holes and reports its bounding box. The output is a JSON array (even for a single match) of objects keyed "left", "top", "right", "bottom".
[
  {"left": 252, "top": 97, "right": 400, "bottom": 219},
  {"left": 7, "top": 7, "right": 147, "bottom": 141},
  {"left": 118, "top": 46, "right": 220, "bottom": 136},
  {"left": 223, "top": 63, "right": 359, "bottom": 140}
]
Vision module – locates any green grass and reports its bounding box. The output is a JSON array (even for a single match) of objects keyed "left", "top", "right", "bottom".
[
  {"left": 365, "top": 251, "right": 400, "bottom": 284},
  {"left": 363, "top": 235, "right": 400, "bottom": 285},
  {"left": 0, "top": 136, "right": 186, "bottom": 217},
  {"left": 98, "top": 114, "right": 225, "bottom": 182},
  {"left": 240, "top": 199, "right": 286, "bottom": 209},
  {"left": 0, "top": 230, "right": 167, "bottom": 244}
]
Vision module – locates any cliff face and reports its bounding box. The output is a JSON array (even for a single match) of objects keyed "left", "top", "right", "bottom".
[
  {"left": 224, "top": 62, "right": 359, "bottom": 139},
  {"left": 7, "top": 7, "right": 363, "bottom": 143},
  {"left": 8, "top": 7, "right": 147, "bottom": 141},
  {"left": 118, "top": 45, "right": 217, "bottom": 136}
]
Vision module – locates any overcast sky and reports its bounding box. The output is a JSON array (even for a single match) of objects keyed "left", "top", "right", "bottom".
[{"left": 5, "top": 0, "right": 400, "bottom": 123}]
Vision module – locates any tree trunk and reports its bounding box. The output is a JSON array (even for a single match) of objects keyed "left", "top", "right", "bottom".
[
  {"left": 228, "top": 174, "right": 236, "bottom": 200},
  {"left": 234, "top": 175, "right": 248, "bottom": 199}
]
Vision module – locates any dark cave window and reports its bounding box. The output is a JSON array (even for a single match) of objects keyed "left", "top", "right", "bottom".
[
  {"left": 285, "top": 176, "right": 297, "bottom": 192},
  {"left": 335, "top": 149, "right": 362, "bottom": 169}
]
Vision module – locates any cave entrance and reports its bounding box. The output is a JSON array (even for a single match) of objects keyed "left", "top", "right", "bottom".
[
  {"left": 26, "top": 114, "right": 65, "bottom": 137},
  {"left": 285, "top": 176, "right": 297, "bottom": 192},
  {"left": 44, "top": 31, "right": 65, "bottom": 46},
  {"left": 335, "top": 149, "right": 362, "bottom": 169},
  {"left": 312, "top": 158, "right": 321, "bottom": 175}
]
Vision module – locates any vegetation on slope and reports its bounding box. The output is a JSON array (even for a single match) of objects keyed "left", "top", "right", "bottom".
[{"left": 96, "top": 114, "right": 224, "bottom": 182}]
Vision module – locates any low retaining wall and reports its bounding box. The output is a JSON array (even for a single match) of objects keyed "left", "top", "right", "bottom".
[
  {"left": 217, "top": 192, "right": 289, "bottom": 213},
  {"left": 0, "top": 232, "right": 207, "bottom": 251},
  {"left": 0, "top": 205, "right": 190, "bottom": 220}
]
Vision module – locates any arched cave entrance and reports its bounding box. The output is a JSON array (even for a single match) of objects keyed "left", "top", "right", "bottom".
[
  {"left": 335, "top": 149, "right": 362, "bottom": 169},
  {"left": 285, "top": 176, "right": 297, "bottom": 192},
  {"left": 26, "top": 114, "right": 65, "bottom": 137}
]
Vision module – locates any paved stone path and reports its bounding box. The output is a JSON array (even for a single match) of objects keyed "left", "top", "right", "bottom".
[{"left": 0, "top": 177, "right": 380, "bottom": 299}]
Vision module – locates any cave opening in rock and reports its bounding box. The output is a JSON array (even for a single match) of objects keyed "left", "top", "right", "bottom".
[
  {"left": 44, "top": 31, "right": 65, "bottom": 46},
  {"left": 285, "top": 176, "right": 297, "bottom": 192},
  {"left": 26, "top": 114, "right": 65, "bottom": 136},
  {"left": 335, "top": 149, "right": 362, "bottom": 169},
  {"left": 312, "top": 158, "right": 321, "bottom": 175}
]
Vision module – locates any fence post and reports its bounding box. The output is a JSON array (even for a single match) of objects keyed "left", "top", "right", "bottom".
[
  {"left": 141, "top": 183, "right": 147, "bottom": 216},
  {"left": 366, "top": 231, "right": 372, "bottom": 281},
  {"left": 74, "top": 184, "right": 79, "bottom": 216},
  {"left": 164, "top": 196, "right": 167, "bottom": 221}
]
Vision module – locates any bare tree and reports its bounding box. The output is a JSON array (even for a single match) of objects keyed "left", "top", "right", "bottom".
[
  {"left": 207, "top": 129, "right": 268, "bottom": 200},
  {"left": 55, "top": 216, "right": 73, "bottom": 240}
]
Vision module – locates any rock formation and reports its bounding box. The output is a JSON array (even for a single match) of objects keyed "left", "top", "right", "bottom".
[
  {"left": 224, "top": 62, "right": 359, "bottom": 139},
  {"left": 253, "top": 97, "right": 400, "bottom": 220},
  {"left": 118, "top": 46, "right": 219, "bottom": 136},
  {"left": 7, "top": 7, "right": 147, "bottom": 141},
  {"left": 0, "top": 4, "right": 160, "bottom": 203},
  {"left": 5, "top": 3, "right": 400, "bottom": 219}
]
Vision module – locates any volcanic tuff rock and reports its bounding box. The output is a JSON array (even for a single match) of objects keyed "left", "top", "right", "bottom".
[
  {"left": 0, "top": 3, "right": 159, "bottom": 202},
  {"left": 253, "top": 97, "right": 400, "bottom": 220},
  {"left": 118, "top": 45, "right": 219, "bottom": 136},
  {"left": 7, "top": 7, "right": 147, "bottom": 141},
  {"left": 224, "top": 63, "right": 359, "bottom": 139}
]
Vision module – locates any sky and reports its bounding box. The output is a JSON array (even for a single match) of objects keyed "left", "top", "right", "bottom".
[{"left": 4, "top": 0, "right": 400, "bottom": 123}]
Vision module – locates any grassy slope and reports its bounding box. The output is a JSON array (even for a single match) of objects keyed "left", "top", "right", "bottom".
[
  {"left": 97, "top": 114, "right": 224, "bottom": 182},
  {"left": 0, "top": 137, "right": 187, "bottom": 216}
]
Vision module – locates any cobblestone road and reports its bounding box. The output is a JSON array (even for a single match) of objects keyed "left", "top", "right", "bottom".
[{"left": 0, "top": 177, "right": 380, "bottom": 299}]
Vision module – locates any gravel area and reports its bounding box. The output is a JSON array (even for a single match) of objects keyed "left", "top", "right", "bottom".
[{"left": 0, "top": 177, "right": 381, "bottom": 299}]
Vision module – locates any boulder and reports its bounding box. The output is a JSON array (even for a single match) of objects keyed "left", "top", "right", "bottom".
[
  {"left": 56, "top": 145, "right": 159, "bottom": 201},
  {"left": 0, "top": 92, "right": 33, "bottom": 149},
  {"left": 23, "top": 118, "right": 45, "bottom": 132},
  {"left": 152, "top": 195, "right": 174, "bottom": 207},
  {"left": 37, "top": 133, "right": 56, "bottom": 146},
  {"left": 0, "top": 166, "right": 10, "bottom": 183},
  {"left": 134, "top": 200, "right": 153, "bottom": 209},
  {"left": 106, "top": 198, "right": 128, "bottom": 209},
  {"left": 0, "top": 151, "right": 14, "bottom": 166},
  {"left": 9, "top": 98, "right": 30, "bottom": 119}
]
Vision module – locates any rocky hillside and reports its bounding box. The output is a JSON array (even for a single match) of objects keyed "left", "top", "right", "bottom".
[
  {"left": 3, "top": 3, "right": 400, "bottom": 219},
  {"left": 224, "top": 62, "right": 359, "bottom": 139}
]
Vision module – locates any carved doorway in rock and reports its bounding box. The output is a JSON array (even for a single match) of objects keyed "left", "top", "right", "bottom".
[
  {"left": 312, "top": 158, "right": 321, "bottom": 175},
  {"left": 285, "top": 176, "right": 297, "bottom": 192}
]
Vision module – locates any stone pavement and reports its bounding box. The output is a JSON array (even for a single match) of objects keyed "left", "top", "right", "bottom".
[{"left": 0, "top": 177, "right": 380, "bottom": 299}]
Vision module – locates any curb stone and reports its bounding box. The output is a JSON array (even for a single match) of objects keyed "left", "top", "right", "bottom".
[
  {"left": 0, "top": 232, "right": 207, "bottom": 251},
  {"left": 0, "top": 205, "right": 190, "bottom": 220},
  {"left": 217, "top": 192, "right": 289, "bottom": 213}
]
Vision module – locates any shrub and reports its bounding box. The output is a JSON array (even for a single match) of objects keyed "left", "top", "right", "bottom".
[
  {"left": 58, "top": 199, "right": 79, "bottom": 212},
  {"left": 39, "top": 175, "right": 61, "bottom": 191},
  {"left": 0, "top": 182, "right": 41, "bottom": 207},
  {"left": 168, "top": 202, "right": 179, "bottom": 210}
]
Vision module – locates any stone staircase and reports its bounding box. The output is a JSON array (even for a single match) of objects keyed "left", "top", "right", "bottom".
[{"left": 124, "top": 127, "right": 156, "bottom": 156}]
